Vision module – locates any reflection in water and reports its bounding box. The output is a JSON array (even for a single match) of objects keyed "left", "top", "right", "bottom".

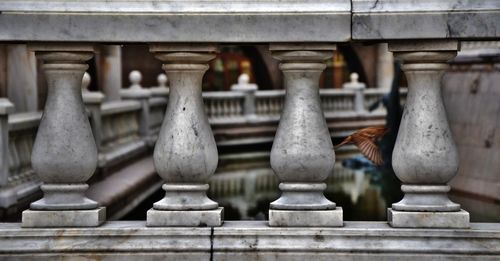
[
  {"left": 208, "top": 161, "right": 404, "bottom": 221},
  {"left": 122, "top": 153, "right": 500, "bottom": 223}
]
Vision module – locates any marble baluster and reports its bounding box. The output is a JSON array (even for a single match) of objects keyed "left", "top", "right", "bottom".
[
  {"left": 387, "top": 40, "right": 469, "bottom": 228},
  {"left": 231, "top": 74, "right": 258, "bottom": 119},
  {"left": 343, "top": 73, "right": 366, "bottom": 115},
  {"left": 148, "top": 44, "right": 223, "bottom": 227},
  {"left": 268, "top": 44, "right": 342, "bottom": 227},
  {"left": 121, "top": 70, "right": 153, "bottom": 145},
  {"left": 81, "top": 72, "right": 105, "bottom": 151},
  {"left": 22, "top": 44, "right": 105, "bottom": 228},
  {"left": 0, "top": 99, "right": 14, "bottom": 188}
]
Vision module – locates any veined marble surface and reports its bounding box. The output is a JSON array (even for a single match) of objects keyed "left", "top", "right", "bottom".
[
  {"left": 0, "top": 221, "right": 499, "bottom": 260},
  {"left": 0, "top": 0, "right": 351, "bottom": 42},
  {"left": 352, "top": 0, "right": 500, "bottom": 40}
]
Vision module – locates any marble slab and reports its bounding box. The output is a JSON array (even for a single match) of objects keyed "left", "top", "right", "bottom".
[
  {"left": 0, "top": 1, "right": 350, "bottom": 43},
  {"left": 147, "top": 207, "right": 224, "bottom": 227},
  {"left": 21, "top": 207, "right": 106, "bottom": 227},
  {"left": 0, "top": 221, "right": 498, "bottom": 260},
  {"left": 388, "top": 208, "right": 470, "bottom": 228},
  {"left": 352, "top": 0, "right": 500, "bottom": 40},
  {"left": 269, "top": 208, "right": 343, "bottom": 227}
]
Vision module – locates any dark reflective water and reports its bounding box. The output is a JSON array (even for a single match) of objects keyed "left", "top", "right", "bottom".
[{"left": 123, "top": 153, "right": 500, "bottom": 223}]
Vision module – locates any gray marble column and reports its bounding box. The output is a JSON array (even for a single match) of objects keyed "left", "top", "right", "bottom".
[
  {"left": 100, "top": 45, "right": 122, "bottom": 102},
  {"left": 388, "top": 40, "right": 469, "bottom": 228},
  {"left": 268, "top": 44, "right": 342, "bottom": 227},
  {"left": 147, "top": 44, "right": 223, "bottom": 227},
  {"left": 6, "top": 45, "right": 38, "bottom": 112},
  {"left": 22, "top": 44, "right": 105, "bottom": 228}
]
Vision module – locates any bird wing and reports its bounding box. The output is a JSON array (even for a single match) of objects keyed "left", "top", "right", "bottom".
[
  {"left": 334, "top": 135, "right": 352, "bottom": 149},
  {"left": 355, "top": 137, "right": 384, "bottom": 166},
  {"left": 334, "top": 126, "right": 387, "bottom": 165}
]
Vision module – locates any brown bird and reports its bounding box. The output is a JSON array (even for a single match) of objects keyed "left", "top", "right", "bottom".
[{"left": 334, "top": 126, "right": 388, "bottom": 166}]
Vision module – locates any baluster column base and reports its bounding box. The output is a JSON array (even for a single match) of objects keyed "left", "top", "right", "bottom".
[
  {"left": 269, "top": 208, "right": 343, "bottom": 227},
  {"left": 388, "top": 209, "right": 469, "bottom": 229},
  {"left": 147, "top": 184, "right": 223, "bottom": 227},
  {"left": 147, "top": 207, "right": 224, "bottom": 227},
  {"left": 22, "top": 207, "right": 106, "bottom": 228}
]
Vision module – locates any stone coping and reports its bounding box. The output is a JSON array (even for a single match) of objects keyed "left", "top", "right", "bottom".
[
  {"left": 0, "top": 221, "right": 498, "bottom": 260},
  {"left": 0, "top": 0, "right": 498, "bottom": 42}
]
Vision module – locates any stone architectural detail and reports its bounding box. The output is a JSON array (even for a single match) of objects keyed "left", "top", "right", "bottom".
[
  {"left": 147, "top": 44, "right": 223, "bottom": 227},
  {"left": 81, "top": 72, "right": 105, "bottom": 151},
  {"left": 268, "top": 44, "right": 342, "bottom": 227},
  {"left": 150, "top": 73, "right": 169, "bottom": 97},
  {"left": 0, "top": 0, "right": 498, "bottom": 257},
  {"left": 231, "top": 74, "right": 258, "bottom": 119},
  {"left": 121, "top": 70, "right": 153, "bottom": 144},
  {"left": 21, "top": 44, "right": 105, "bottom": 227},
  {"left": 6, "top": 45, "right": 38, "bottom": 113},
  {"left": 100, "top": 45, "right": 122, "bottom": 102},
  {"left": 388, "top": 40, "right": 469, "bottom": 228},
  {"left": 0, "top": 99, "right": 14, "bottom": 187},
  {"left": 343, "top": 72, "right": 366, "bottom": 115}
]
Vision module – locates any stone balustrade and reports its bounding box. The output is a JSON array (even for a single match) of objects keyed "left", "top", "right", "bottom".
[
  {"left": 0, "top": 100, "right": 42, "bottom": 210},
  {"left": 0, "top": 0, "right": 499, "bottom": 259}
]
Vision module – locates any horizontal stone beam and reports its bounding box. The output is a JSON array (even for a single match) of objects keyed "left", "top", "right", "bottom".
[
  {"left": 352, "top": 0, "right": 500, "bottom": 40},
  {"left": 0, "top": 221, "right": 499, "bottom": 260},
  {"left": 0, "top": 1, "right": 350, "bottom": 43},
  {"left": 1, "top": 0, "right": 499, "bottom": 42}
]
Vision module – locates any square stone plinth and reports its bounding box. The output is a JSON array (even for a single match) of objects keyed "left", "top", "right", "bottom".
[
  {"left": 22, "top": 207, "right": 106, "bottom": 228},
  {"left": 269, "top": 207, "right": 343, "bottom": 227},
  {"left": 147, "top": 207, "right": 224, "bottom": 227},
  {"left": 388, "top": 208, "right": 470, "bottom": 228}
]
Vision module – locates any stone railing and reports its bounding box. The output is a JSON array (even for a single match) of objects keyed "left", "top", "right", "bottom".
[
  {"left": 0, "top": 100, "right": 42, "bottom": 209},
  {"left": 202, "top": 73, "right": 402, "bottom": 121},
  {"left": 203, "top": 92, "right": 245, "bottom": 118},
  {"left": 82, "top": 72, "right": 149, "bottom": 171},
  {"left": 0, "top": 0, "right": 499, "bottom": 259}
]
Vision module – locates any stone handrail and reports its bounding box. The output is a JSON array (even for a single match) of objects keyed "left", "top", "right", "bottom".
[
  {"left": 0, "top": 1, "right": 499, "bottom": 259},
  {"left": 0, "top": 109, "right": 42, "bottom": 209},
  {"left": 202, "top": 92, "right": 246, "bottom": 118}
]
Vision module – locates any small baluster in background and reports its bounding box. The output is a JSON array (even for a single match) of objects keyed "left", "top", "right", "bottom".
[
  {"left": 121, "top": 70, "right": 153, "bottom": 145},
  {"left": 343, "top": 73, "right": 366, "bottom": 115},
  {"left": 81, "top": 72, "right": 105, "bottom": 151},
  {"left": 0, "top": 99, "right": 14, "bottom": 206},
  {"left": 231, "top": 73, "right": 258, "bottom": 119}
]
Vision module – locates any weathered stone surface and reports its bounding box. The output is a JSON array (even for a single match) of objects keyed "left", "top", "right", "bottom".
[
  {"left": 388, "top": 41, "right": 469, "bottom": 228},
  {"left": 146, "top": 207, "right": 224, "bottom": 227},
  {"left": 148, "top": 44, "right": 223, "bottom": 227},
  {"left": 388, "top": 208, "right": 469, "bottom": 228},
  {"left": 353, "top": 0, "right": 500, "bottom": 40},
  {"left": 0, "top": 221, "right": 498, "bottom": 260},
  {"left": 22, "top": 207, "right": 106, "bottom": 227},
  {"left": 26, "top": 44, "right": 101, "bottom": 212},
  {"left": 268, "top": 44, "right": 342, "bottom": 227},
  {"left": 0, "top": 1, "right": 350, "bottom": 43},
  {"left": 269, "top": 208, "right": 343, "bottom": 227}
]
